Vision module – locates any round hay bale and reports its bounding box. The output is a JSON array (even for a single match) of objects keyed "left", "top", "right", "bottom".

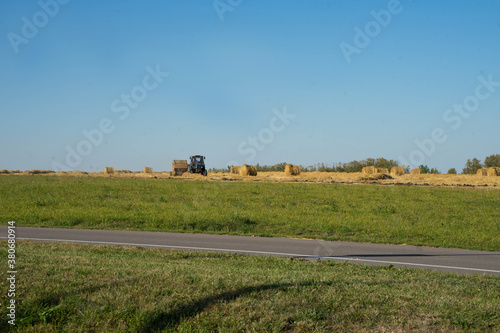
[
  {"left": 411, "top": 168, "right": 421, "bottom": 175},
  {"left": 390, "top": 166, "right": 405, "bottom": 176},
  {"left": 144, "top": 167, "right": 153, "bottom": 174},
  {"left": 487, "top": 167, "right": 500, "bottom": 177},
  {"left": 285, "top": 164, "right": 301, "bottom": 176},
  {"left": 376, "top": 168, "right": 389, "bottom": 174},
  {"left": 239, "top": 164, "right": 257, "bottom": 177},
  {"left": 477, "top": 168, "right": 488, "bottom": 176},
  {"left": 0, "top": 169, "right": 11, "bottom": 174},
  {"left": 230, "top": 165, "right": 241, "bottom": 174},
  {"left": 104, "top": 167, "right": 115, "bottom": 174},
  {"left": 362, "top": 166, "right": 376, "bottom": 174}
]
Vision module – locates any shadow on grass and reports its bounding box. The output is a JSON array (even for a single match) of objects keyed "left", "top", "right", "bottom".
[{"left": 138, "top": 280, "right": 329, "bottom": 332}]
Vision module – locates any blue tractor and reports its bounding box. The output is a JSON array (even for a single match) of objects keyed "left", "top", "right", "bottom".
[{"left": 188, "top": 155, "right": 207, "bottom": 176}]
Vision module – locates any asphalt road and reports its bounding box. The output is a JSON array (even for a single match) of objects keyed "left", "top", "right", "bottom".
[{"left": 2, "top": 227, "right": 499, "bottom": 276}]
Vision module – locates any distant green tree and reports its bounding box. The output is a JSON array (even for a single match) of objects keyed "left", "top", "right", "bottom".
[
  {"left": 447, "top": 168, "right": 457, "bottom": 174},
  {"left": 430, "top": 168, "right": 439, "bottom": 174},
  {"left": 484, "top": 154, "right": 500, "bottom": 168},
  {"left": 462, "top": 158, "right": 483, "bottom": 174},
  {"left": 419, "top": 165, "right": 431, "bottom": 174}
]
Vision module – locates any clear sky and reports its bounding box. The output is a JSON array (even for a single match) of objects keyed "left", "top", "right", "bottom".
[{"left": 1, "top": 0, "right": 499, "bottom": 172}]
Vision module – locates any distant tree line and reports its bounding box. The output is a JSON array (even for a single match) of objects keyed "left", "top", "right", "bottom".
[
  {"left": 462, "top": 154, "right": 500, "bottom": 174},
  {"left": 299, "top": 158, "right": 404, "bottom": 173}
]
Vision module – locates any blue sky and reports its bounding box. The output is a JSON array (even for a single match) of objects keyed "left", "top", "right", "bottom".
[{"left": 1, "top": 0, "right": 499, "bottom": 172}]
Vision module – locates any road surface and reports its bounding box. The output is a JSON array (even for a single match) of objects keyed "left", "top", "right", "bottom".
[{"left": 1, "top": 227, "right": 499, "bottom": 275}]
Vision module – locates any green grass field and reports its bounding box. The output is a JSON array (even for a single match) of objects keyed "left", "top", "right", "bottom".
[
  {"left": 1, "top": 175, "right": 499, "bottom": 250},
  {"left": 1, "top": 240, "right": 498, "bottom": 332}
]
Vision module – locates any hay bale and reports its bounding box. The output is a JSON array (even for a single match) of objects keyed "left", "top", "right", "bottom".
[
  {"left": 487, "top": 167, "right": 500, "bottom": 177},
  {"left": 391, "top": 166, "right": 405, "bottom": 176},
  {"left": 239, "top": 164, "right": 257, "bottom": 176},
  {"left": 477, "top": 168, "right": 488, "bottom": 176},
  {"left": 144, "top": 167, "right": 153, "bottom": 174},
  {"left": 230, "top": 166, "right": 241, "bottom": 174},
  {"left": 411, "top": 168, "right": 421, "bottom": 175},
  {"left": 0, "top": 169, "right": 10, "bottom": 174},
  {"left": 172, "top": 160, "right": 188, "bottom": 176},
  {"left": 376, "top": 168, "right": 389, "bottom": 174},
  {"left": 284, "top": 164, "right": 301, "bottom": 176},
  {"left": 362, "top": 166, "right": 376, "bottom": 174},
  {"left": 104, "top": 167, "right": 114, "bottom": 174}
]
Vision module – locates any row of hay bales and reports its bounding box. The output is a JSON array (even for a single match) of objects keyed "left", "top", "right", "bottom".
[
  {"left": 360, "top": 166, "right": 429, "bottom": 175},
  {"left": 361, "top": 166, "right": 390, "bottom": 175},
  {"left": 0, "top": 169, "right": 55, "bottom": 175},
  {"left": 104, "top": 167, "right": 153, "bottom": 174},
  {"left": 230, "top": 164, "right": 302, "bottom": 177},
  {"left": 477, "top": 167, "right": 500, "bottom": 176},
  {"left": 362, "top": 166, "right": 421, "bottom": 176},
  {"left": 0, "top": 169, "right": 22, "bottom": 174}
]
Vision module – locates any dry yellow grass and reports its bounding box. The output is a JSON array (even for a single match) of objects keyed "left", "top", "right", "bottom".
[
  {"left": 411, "top": 168, "right": 421, "bottom": 175},
  {"left": 391, "top": 166, "right": 405, "bottom": 176},
  {"left": 477, "top": 168, "right": 488, "bottom": 176},
  {"left": 230, "top": 166, "right": 241, "bottom": 174},
  {"left": 3, "top": 168, "right": 500, "bottom": 187},
  {"left": 104, "top": 167, "right": 114, "bottom": 174},
  {"left": 362, "top": 166, "right": 376, "bottom": 174},
  {"left": 487, "top": 167, "right": 500, "bottom": 177},
  {"left": 144, "top": 167, "right": 153, "bottom": 174},
  {"left": 284, "top": 164, "right": 301, "bottom": 176},
  {"left": 239, "top": 164, "right": 257, "bottom": 176},
  {"left": 182, "top": 172, "right": 204, "bottom": 178}
]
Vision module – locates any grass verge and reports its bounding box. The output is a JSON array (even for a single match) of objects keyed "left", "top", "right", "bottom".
[
  {"left": 1, "top": 240, "right": 498, "bottom": 332},
  {"left": 0, "top": 176, "right": 499, "bottom": 250}
]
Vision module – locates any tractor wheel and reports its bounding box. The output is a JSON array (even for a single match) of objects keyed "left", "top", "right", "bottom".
[{"left": 203, "top": 170, "right": 207, "bottom": 176}]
